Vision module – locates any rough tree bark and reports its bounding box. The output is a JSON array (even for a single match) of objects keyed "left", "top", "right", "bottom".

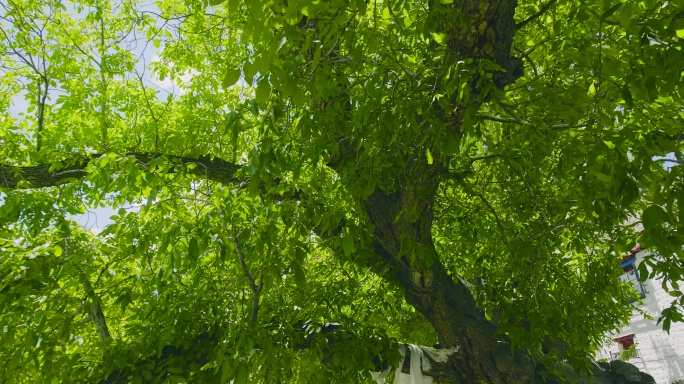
[
  {"left": 317, "top": 0, "right": 654, "bottom": 382},
  {"left": 342, "top": 1, "right": 533, "bottom": 381}
]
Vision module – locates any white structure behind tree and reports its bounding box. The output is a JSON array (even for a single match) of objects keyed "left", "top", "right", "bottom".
[{"left": 597, "top": 247, "right": 684, "bottom": 384}]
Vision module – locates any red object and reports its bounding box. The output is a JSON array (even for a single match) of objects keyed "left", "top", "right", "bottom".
[
  {"left": 614, "top": 333, "right": 635, "bottom": 349},
  {"left": 621, "top": 244, "right": 642, "bottom": 262}
]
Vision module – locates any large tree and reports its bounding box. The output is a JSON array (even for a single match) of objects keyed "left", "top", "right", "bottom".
[{"left": 0, "top": 0, "right": 682, "bottom": 382}]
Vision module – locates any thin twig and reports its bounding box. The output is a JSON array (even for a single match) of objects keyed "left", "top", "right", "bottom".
[
  {"left": 516, "top": 0, "right": 558, "bottom": 30},
  {"left": 450, "top": 174, "right": 514, "bottom": 232},
  {"left": 234, "top": 236, "right": 257, "bottom": 291},
  {"left": 472, "top": 191, "right": 513, "bottom": 232},
  {"left": 470, "top": 152, "right": 503, "bottom": 163},
  {"left": 480, "top": 115, "right": 524, "bottom": 125},
  {"left": 551, "top": 122, "right": 587, "bottom": 130},
  {"left": 517, "top": 37, "right": 550, "bottom": 60},
  {"left": 654, "top": 158, "right": 682, "bottom": 165},
  {"left": 386, "top": 0, "right": 404, "bottom": 34},
  {"left": 233, "top": 235, "right": 263, "bottom": 322},
  {"left": 509, "top": 163, "right": 548, "bottom": 225},
  {"left": 479, "top": 115, "right": 587, "bottom": 130},
  {"left": 495, "top": 99, "right": 522, "bottom": 122}
]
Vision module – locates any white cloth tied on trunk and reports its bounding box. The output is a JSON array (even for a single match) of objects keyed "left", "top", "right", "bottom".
[{"left": 370, "top": 344, "right": 459, "bottom": 384}]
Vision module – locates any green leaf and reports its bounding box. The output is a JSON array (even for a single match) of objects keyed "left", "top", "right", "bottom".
[
  {"left": 431, "top": 33, "right": 447, "bottom": 46},
  {"left": 292, "top": 263, "right": 306, "bottom": 289},
  {"left": 222, "top": 69, "right": 241, "bottom": 88},
  {"left": 221, "top": 359, "right": 233, "bottom": 383},
  {"left": 262, "top": 270, "right": 273, "bottom": 294},
  {"left": 234, "top": 365, "right": 248, "bottom": 384},
  {"left": 159, "top": 231, "right": 172, "bottom": 254},
  {"left": 249, "top": 99, "right": 259, "bottom": 117},
  {"left": 622, "top": 84, "right": 633, "bottom": 109},
  {"left": 228, "top": 0, "right": 239, "bottom": 13},
  {"left": 600, "top": 3, "right": 623, "bottom": 20},
  {"left": 208, "top": 0, "right": 227, "bottom": 5},
  {"left": 342, "top": 234, "right": 353, "bottom": 257},
  {"left": 243, "top": 62, "right": 256, "bottom": 84},
  {"left": 485, "top": 308, "right": 493, "bottom": 321},
  {"left": 403, "top": 14, "right": 413, "bottom": 28},
  {"left": 587, "top": 82, "right": 596, "bottom": 96},
  {"left": 642, "top": 205, "right": 668, "bottom": 230},
  {"left": 255, "top": 78, "right": 271, "bottom": 105},
  {"left": 113, "top": 291, "right": 133, "bottom": 313},
  {"left": 426, "top": 148, "right": 433, "bottom": 165},
  {"left": 188, "top": 238, "right": 199, "bottom": 264},
  {"left": 165, "top": 375, "right": 187, "bottom": 384},
  {"left": 248, "top": 173, "right": 261, "bottom": 196},
  {"left": 638, "top": 262, "right": 650, "bottom": 283},
  {"left": 645, "top": 77, "right": 658, "bottom": 101},
  {"left": 290, "top": 84, "right": 306, "bottom": 107},
  {"left": 663, "top": 317, "right": 672, "bottom": 334},
  {"left": 295, "top": 246, "right": 306, "bottom": 265},
  {"left": 145, "top": 188, "right": 158, "bottom": 210},
  {"left": 441, "top": 136, "right": 459, "bottom": 155},
  {"left": 592, "top": 171, "right": 612, "bottom": 183},
  {"left": 219, "top": 243, "right": 227, "bottom": 262}
]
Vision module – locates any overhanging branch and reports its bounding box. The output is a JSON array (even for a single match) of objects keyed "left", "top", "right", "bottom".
[{"left": 0, "top": 152, "right": 241, "bottom": 190}]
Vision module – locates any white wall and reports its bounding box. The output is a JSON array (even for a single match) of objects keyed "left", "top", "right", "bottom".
[{"left": 597, "top": 251, "right": 684, "bottom": 384}]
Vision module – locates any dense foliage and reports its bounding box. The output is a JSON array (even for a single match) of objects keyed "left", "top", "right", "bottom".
[{"left": 0, "top": 0, "right": 682, "bottom": 382}]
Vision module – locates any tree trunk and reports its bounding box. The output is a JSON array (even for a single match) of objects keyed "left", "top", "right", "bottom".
[
  {"left": 356, "top": 153, "right": 536, "bottom": 382},
  {"left": 357, "top": 158, "right": 654, "bottom": 383},
  {"left": 348, "top": 1, "right": 543, "bottom": 380}
]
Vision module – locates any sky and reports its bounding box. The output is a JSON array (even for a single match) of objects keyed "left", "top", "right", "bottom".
[{"left": 2, "top": 0, "right": 187, "bottom": 231}]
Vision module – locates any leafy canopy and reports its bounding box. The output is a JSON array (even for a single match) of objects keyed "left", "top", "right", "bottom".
[{"left": 0, "top": 0, "right": 683, "bottom": 382}]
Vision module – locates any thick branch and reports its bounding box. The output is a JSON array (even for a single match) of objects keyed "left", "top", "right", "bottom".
[
  {"left": 444, "top": 0, "right": 522, "bottom": 88},
  {"left": 80, "top": 272, "right": 112, "bottom": 345},
  {"left": 233, "top": 236, "right": 263, "bottom": 322},
  {"left": 0, "top": 153, "right": 240, "bottom": 190},
  {"left": 251, "top": 275, "right": 263, "bottom": 323},
  {"left": 63, "top": 239, "right": 112, "bottom": 353},
  {"left": 233, "top": 236, "right": 257, "bottom": 292}
]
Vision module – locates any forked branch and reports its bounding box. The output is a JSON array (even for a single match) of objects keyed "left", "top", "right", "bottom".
[{"left": 0, "top": 153, "right": 241, "bottom": 189}]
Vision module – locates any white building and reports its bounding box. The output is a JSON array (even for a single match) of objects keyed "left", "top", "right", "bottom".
[{"left": 597, "top": 247, "right": 684, "bottom": 384}]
